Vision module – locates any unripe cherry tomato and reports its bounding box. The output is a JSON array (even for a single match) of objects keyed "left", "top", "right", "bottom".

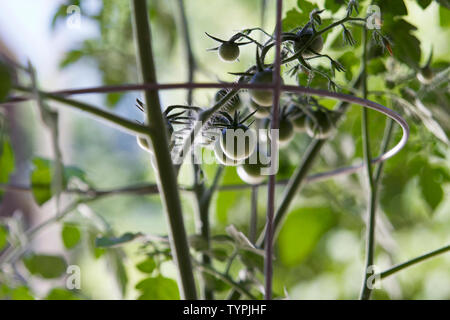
[
  {"left": 249, "top": 69, "right": 277, "bottom": 107},
  {"left": 294, "top": 28, "right": 324, "bottom": 58},
  {"left": 417, "top": 66, "right": 433, "bottom": 84},
  {"left": 292, "top": 112, "right": 307, "bottom": 132},
  {"left": 305, "top": 109, "right": 335, "bottom": 139},
  {"left": 248, "top": 100, "right": 271, "bottom": 119},
  {"left": 213, "top": 139, "right": 242, "bottom": 166},
  {"left": 219, "top": 42, "right": 240, "bottom": 62},
  {"left": 237, "top": 147, "right": 270, "bottom": 184},
  {"left": 267, "top": 118, "right": 294, "bottom": 147},
  {"left": 220, "top": 125, "right": 257, "bottom": 161}
]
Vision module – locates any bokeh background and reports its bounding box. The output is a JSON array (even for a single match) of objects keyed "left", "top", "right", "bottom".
[{"left": 0, "top": 0, "right": 449, "bottom": 299}]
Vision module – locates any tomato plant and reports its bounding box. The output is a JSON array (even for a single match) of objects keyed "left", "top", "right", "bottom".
[{"left": 0, "top": 0, "right": 449, "bottom": 303}]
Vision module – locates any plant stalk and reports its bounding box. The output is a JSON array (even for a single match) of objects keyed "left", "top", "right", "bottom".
[
  {"left": 131, "top": 0, "right": 197, "bottom": 300},
  {"left": 359, "top": 27, "right": 377, "bottom": 301}
]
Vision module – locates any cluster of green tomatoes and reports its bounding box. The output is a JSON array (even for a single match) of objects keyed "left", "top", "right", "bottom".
[{"left": 137, "top": 24, "right": 338, "bottom": 185}]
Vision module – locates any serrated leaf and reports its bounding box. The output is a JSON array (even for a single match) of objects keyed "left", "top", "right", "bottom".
[
  {"left": 23, "top": 254, "right": 67, "bottom": 279},
  {"left": 383, "top": 19, "right": 421, "bottom": 69},
  {"left": 95, "top": 232, "right": 143, "bottom": 248},
  {"left": 282, "top": 1, "right": 318, "bottom": 31},
  {"left": 136, "top": 275, "right": 180, "bottom": 300},
  {"left": 62, "top": 224, "right": 81, "bottom": 249}
]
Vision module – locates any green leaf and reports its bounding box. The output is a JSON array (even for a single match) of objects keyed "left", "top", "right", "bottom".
[
  {"left": 419, "top": 167, "right": 444, "bottom": 212},
  {"left": 0, "top": 225, "right": 8, "bottom": 251},
  {"left": 0, "top": 140, "right": 15, "bottom": 200},
  {"left": 282, "top": 1, "right": 318, "bottom": 31},
  {"left": 189, "top": 234, "right": 209, "bottom": 252},
  {"left": 136, "top": 257, "right": 156, "bottom": 274},
  {"left": 416, "top": 0, "right": 432, "bottom": 9},
  {"left": 46, "top": 288, "right": 80, "bottom": 300},
  {"left": 439, "top": 6, "right": 450, "bottom": 27},
  {"left": 23, "top": 254, "right": 67, "bottom": 279},
  {"left": 95, "top": 232, "right": 143, "bottom": 248},
  {"left": 59, "top": 50, "right": 84, "bottom": 68},
  {"left": 436, "top": 0, "right": 450, "bottom": 9},
  {"left": 239, "top": 250, "right": 264, "bottom": 273},
  {"left": 278, "top": 207, "right": 335, "bottom": 267},
  {"left": 62, "top": 224, "right": 81, "bottom": 249},
  {"left": 136, "top": 275, "right": 180, "bottom": 300},
  {"left": 11, "top": 286, "right": 34, "bottom": 300},
  {"left": 30, "top": 157, "right": 88, "bottom": 205},
  {"left": 373, "top": 0, "right": 407, "bottom": 17},
  {"left": 0, "top": 60, "right": 13, "bottom": 102},
  {"left": 30, "top": 157, "right": 53, "bottom": 205},
  {"left": 106, "top": 92, "right": 123, "bottom": 107},
  {"left": 324, "top": 0, "right": 345, "bottom": 13},
  {"left": 383, "top": 19, "right": 421, "bottom": 69}
]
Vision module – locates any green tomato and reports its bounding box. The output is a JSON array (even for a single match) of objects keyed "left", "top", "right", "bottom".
[
  {"left": 417, "top": 66, "right": 433, "bottom": 84},
  {"left": 292, "top": 112, "right": 307, "bottom": 132},
  {"left": 294, "top": 28, "right": 324, "bottom": 58},
  {"left": 240, "top": 147, "right": 270, "bottom": 183},
  {"left": 249, "top": 70, "right": 275, "bottom": 107},
  {"left": 248, "top": 100, "right": 271, "bottom": 119},
  {"left": 214, "top": 89, "right": 242, "bottom": 112},
  {"left": 385, "top": 79, "right": 396, "bottom": 90},
  {"left": 213, "top": 139, "right": 242, "bottom": 166},
  {"left": 305, "top": 109, "right": 335, "bottom": 139},
  {"left": 237, "top": 165, "right": 266, "bottom": 185},
  {"left": 268, "top": 118, "right": 294, "bottom": 147},
  {"left": 219, "top": 42, "right": 240, "bottom": 62},
  {"left": 220, "top": 125, "right": 257, "bottom": 161}
]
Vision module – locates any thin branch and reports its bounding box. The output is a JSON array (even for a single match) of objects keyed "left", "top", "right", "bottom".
[
  {"left": 376, "top": 245, "right": 450, "bottom": 279},
  {"left": 14, "top": 86, "right": 150, "bottom": 136},
  {"left": 194, "top": 261, "right": 257, "bottom": 300},
  {"left": 249, "top": 186, "right": 258, "bottom": 244}
]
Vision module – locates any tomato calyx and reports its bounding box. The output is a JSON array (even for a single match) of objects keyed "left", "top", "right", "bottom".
[
  {"left": 211, "top": 110, "right": 258, "bottom": 161},
  {"left": 214, "top": 89, "right": 242, "bottom": 112}
]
